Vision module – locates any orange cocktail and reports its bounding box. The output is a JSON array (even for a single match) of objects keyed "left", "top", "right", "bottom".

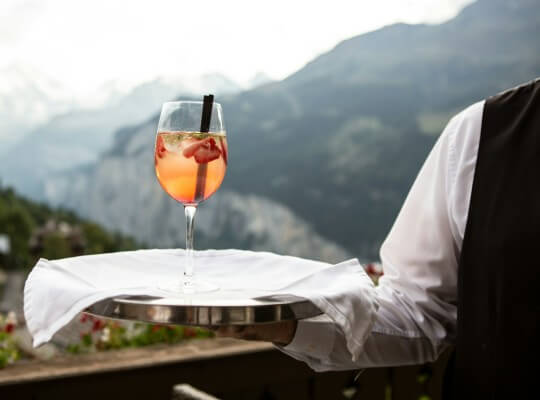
[{"left": 155, "top": 131, "right": 228, "bottom": 205}]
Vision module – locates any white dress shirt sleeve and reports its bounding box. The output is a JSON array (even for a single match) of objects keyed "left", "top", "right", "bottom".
[{"left": 279, "top": 101, "right": 484, "bottom": 371}]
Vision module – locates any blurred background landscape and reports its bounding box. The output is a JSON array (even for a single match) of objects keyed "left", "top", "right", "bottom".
[
  {"left": 2, "top": 0, "right": 539, "bottom": 267},
  {"left": 1, "top": 0, "right": 539, "bottom": 397}
]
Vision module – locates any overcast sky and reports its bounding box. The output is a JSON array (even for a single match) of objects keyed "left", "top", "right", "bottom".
[{"left": 1, "top": 0, "right": 474, "bottom": 100}]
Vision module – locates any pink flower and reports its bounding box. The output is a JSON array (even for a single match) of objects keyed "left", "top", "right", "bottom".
[
  {"left": 184, "top": 327, "right": 196, "bottom": 338},
  {"left": 92, "top": 319, "right": 105, "bottom": 332},
  {"left": 5, "top": 323, "right": 14, "bottom": 334}
]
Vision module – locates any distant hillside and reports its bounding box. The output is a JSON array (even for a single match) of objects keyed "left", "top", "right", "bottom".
[
  {"left": 0, "top": 185, "right": 139, "bottom": 270},
  {"left": 0, "top": 74, "right": 242, "bottom": 199},
  {"left": 43, "top": 118, "right": 351, "bottom": 264},
  {"left": 0, "top": 65, "right": 77, "bottom": 149},
  {"left": 220, "top": 0, "right": 540, "bottom": 257},
  {"left": 46, "top": 0, "right": 540, "bottom": 260}
]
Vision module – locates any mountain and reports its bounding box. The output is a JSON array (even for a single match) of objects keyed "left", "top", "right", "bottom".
[
  {"left": 0, "top": 65, "right": 76, "bottom": 149},
  {"left": 246, "top": 72, "right": 274, "bottom": 89},
  {"left": 220, "top": 0, "right": 540, "bottom": 258},
  {"left": 43, "top": 119, "right": 350, "bottom": 263},
  {"left": 46, "top": 0, "right": 540, "bottom": 260},
  {"left": 0, "top": 184, "right": 139, "bottom": 272},
  {"left": 0, "top": 74, "right": 242, "bottom": 199}
]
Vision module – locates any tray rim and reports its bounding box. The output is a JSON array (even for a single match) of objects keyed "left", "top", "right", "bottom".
[{"left": 85, "top": 295, "right": 322, "bottom": 326}]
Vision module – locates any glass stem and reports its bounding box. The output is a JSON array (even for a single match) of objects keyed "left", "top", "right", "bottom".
[{"left": 184, "top": 205, "right": 197, "bottom": 291}]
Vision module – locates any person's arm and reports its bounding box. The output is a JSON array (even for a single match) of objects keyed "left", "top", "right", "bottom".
[
  {"left": 278, "top": 101, "right": 483, "bottom": 371},
  {"left": 218, "top": 101, "right": 484, "bottom": 371}
]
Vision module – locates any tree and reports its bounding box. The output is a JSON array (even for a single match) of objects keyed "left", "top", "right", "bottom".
[
  {"left": 0, "top": 206, "right": 34, "bottom": 270},
  {"left": 41, "top": 233, "right": 73, "bottom": 260}
]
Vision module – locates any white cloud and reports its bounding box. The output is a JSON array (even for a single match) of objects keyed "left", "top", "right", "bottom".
[
  {"left": 0, "top": 0, "right": 475, "bottom": 100},
  {"left": 0, "top": 0, "right": 43, "bottom": 46}
]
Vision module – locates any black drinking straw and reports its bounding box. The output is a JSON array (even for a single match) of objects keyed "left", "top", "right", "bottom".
[
  {"left": 194, "top": 94, "right": 214, "bottom": 201},
  {"left": 200, "top": 94, "right": 214, "bottom": 133}
]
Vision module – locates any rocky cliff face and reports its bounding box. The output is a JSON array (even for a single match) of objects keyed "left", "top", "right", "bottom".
[
  {"left": 1, "top": 74, "right": 242, "bottom": 200},
  {"left": 45, "top": 0, "right": 540, "bottom": 261},
  {"left": 44, "top": 119, "right": 351, "bottom": 263}
]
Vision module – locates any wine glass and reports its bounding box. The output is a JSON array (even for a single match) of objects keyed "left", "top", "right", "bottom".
[{"left": 154, "top": 97, "right": 227, "bottom": 293}]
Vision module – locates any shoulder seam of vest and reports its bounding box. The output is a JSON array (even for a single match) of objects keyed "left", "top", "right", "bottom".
[{"left": 488, "top": 77, "right": 540, "bottom": 102}]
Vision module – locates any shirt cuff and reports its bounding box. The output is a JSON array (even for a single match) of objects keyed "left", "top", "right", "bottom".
[{"left": 280, "top": 314, "right": 336, "bottom": 359}]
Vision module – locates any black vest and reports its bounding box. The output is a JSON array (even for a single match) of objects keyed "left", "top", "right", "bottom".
[{"left": 446, "top": 79, "right": 540, "bottom": 399}]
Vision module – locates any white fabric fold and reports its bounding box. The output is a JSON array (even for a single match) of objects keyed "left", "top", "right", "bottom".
[{"left": 24, "top": 248, "right": 378, "bottom": 356}]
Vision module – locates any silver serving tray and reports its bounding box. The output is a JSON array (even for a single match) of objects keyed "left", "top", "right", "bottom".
[{"left": 85, "top": 293, "right": 322, "bottom": 326}]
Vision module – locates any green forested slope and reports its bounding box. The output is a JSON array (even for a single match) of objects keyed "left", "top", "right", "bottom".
[{"left": 0, "top": 185, "right": 138, "bottom": 270}]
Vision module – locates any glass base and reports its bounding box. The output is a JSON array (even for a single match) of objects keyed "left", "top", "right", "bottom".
[{"left": 158, "top": 279, "right": 219, "bottom": 295}]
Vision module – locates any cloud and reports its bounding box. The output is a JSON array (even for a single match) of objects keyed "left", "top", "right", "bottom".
[
  {"left": 0, "top": 0, "right": 44, "bottom": 46},
  {"left": 0, "top": 0, "right": 475, "bottom": 98}
]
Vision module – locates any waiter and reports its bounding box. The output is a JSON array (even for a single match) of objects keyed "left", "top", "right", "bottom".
[{"left": 217, "top": 78, "right": 540, "bottom": 398}]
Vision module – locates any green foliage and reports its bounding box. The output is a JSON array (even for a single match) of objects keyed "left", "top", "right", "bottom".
[
  {"left": 81, "top": 332, "right": 93, "bottom": 347},
  {"left": 384, "top": 384, "right": 392, "bottom": 400},
  {"left": 0, "top": 185, "right": 140, "bottom": 269},
  {"left": 417, "top": 372, "right": 430, "bottom": 384},
  {"left": 0, "top": 313, "right": 19, "bottom": 369},
  {"left": 417, "top": 365, "right": 433, "bottom": 400},
  {"left": 41, "top": 233, "right": 73, "bottom": 260},
  {"left": 81, "top": 222, "right": 138, "bottom": 255},
  {"left": 66, "top": 343, "right": 81, "bottom": 354},
  {"left": 215, "top": 0, "right": 540, "bottom": 259},
  {"left": 129, "top": 324, "right": 213, "bottom": 348},
  {"left": 67, "top": 315, "right": 214, "bottom": 354},
  {"left": 0, "top": 331, "right": 19, "bottom": 368},
  {"left": 0, "top": 188, "right": 35, "bottom": 270}
]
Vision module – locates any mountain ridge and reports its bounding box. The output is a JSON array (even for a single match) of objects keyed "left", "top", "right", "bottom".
[
  {"left": 44, "top": 0, "right": 540, "bottom": 259},
  {"left": 0, "top": 74, "right": 243, "bottom": 199}
]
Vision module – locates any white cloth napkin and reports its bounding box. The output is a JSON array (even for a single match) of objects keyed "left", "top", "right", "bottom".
[{"left": 24, "top": 249, "right": 378, "bottom": 358}]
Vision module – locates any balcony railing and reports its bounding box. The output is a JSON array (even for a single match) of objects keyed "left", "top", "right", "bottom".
[{"left": 0, "top": 337, "right": 451, "bottom": 400}]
